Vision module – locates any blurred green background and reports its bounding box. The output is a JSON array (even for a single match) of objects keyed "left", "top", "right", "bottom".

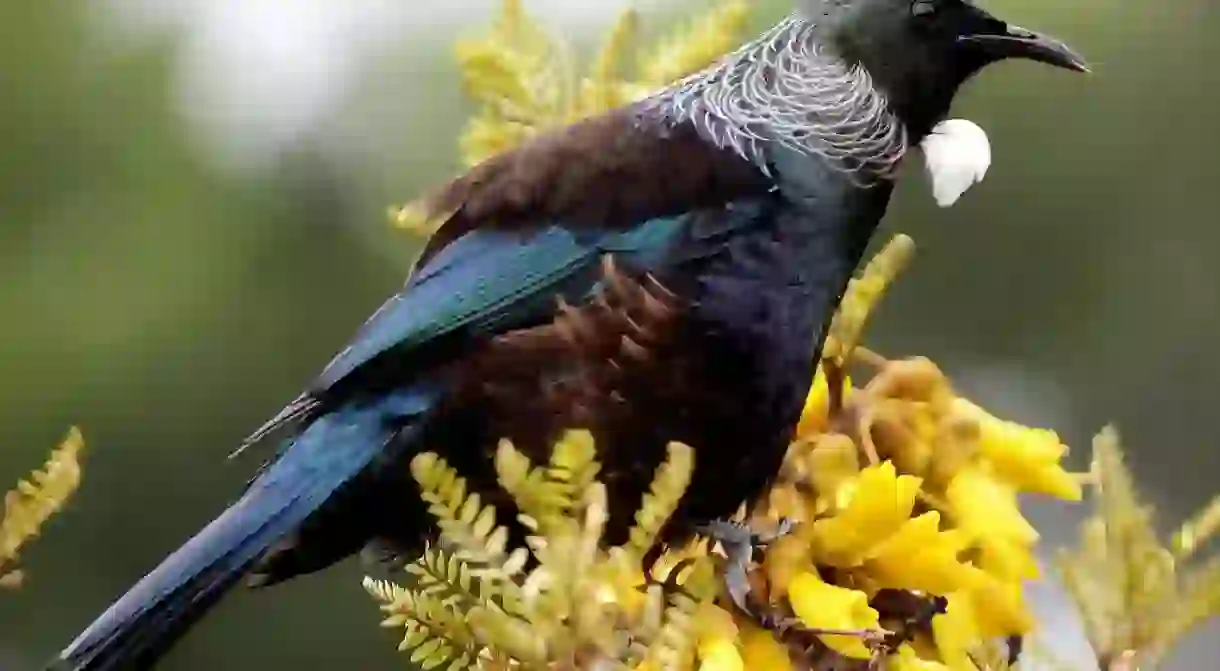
[{"left": 1, "top": 0, "right": 1217, "bottom": 668}]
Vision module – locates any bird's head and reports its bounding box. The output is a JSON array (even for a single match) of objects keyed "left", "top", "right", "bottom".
[{"left": 798, "top": 0, "right": 1088, "bottom": 137}]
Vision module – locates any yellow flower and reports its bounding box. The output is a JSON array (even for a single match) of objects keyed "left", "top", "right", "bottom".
[
  {"left": 788, "top": 570, "right": 880, "bottom": 659},
  {"left": 695, "top": 602, "right": 738, "bottom": 642},
  {"left": 696, "top": 603, "right": 742, "bottom": 671},
  {"left": 964, "top": 573, "right": 1035, "bottom": 637},
  {"left": 738, "top": 623, "right": 794, "bottom": 671},
  {"left": 975, "top": 535, "right": 1040, "bottom": 583},
  {"left": 944, "top": 467, "right": 1038, "bottom": 548},
  {"left": 944, "top": 466, "right": 1042, "bottom": 584},
  {"left": 865, "top": 511, "right": 978, "bottom": 595},
  {"left": 891, "top": 644, "right": 954, "bottom": 671},
  {"left": 812, "top": 461, "right": 921, "bottom": 565},
  {"left": 802, "top": 433, "right": 861, "bottom": 514},
  {"left": 765, "top": 484, "right": 809, "bottom": 524},
  {"left": 763, "top": 533, "right": 811, "bottom": 599},
  {"left": 696, "top": 638, "right": 742, "bottom": 671},
  {"left": 931, "top": 593, "right": 982, "bottom": 671},
  {"left": 953, "top": 399, "right": 1081, "bottom": 501}
]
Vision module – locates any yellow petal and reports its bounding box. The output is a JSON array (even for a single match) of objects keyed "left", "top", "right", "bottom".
[
  {"left": 931, "top": 593, "right": 982, "bottom": 671},
  {"left": 891, "top": 644, "right": 955, "bottom": 671},
  {"left": 788, "top": 571, "right": 879, "bottom": 659},
  {"left": 739, "top": 624, "right": 794, "bottom": 671},
  {"left": 975, "top": 535, "right": 1040, "bottom": 582},
  {"left": 945, "top": 467, "right": 1038, "bottom": 546},
  {"left": 805, "top": 433, "right": 861, "bottom": 513},
  {"left": 697, "top": 637, "right": 743, "bottom": 671},
  {"left": 814, "top": 462, "right": 921, "bottom": 565},
  {"left": 965, "top": 574, "right": 1035, "bottom": 637},
  {"left": 796, "top": 366, "right": 832, "bottom": 436},
  {"left": 955, "top": 400, "right": 1082, "bottom": 501},
  {"left": 764, "top": 534, "right": 811, "bottom": 599},
  {"left": 765, "top": 484, "right": 810, "bottom": 524},
  {"left": 866, "top": 512, "right": 978, "bottom": 595},
  {"left": 695, "top": 602, "right": 739, "bottom": 643}
]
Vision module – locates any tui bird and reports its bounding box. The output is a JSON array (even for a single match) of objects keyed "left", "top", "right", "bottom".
[{"left": 51, "top": 1, "right": 1086, "bottom": 668}]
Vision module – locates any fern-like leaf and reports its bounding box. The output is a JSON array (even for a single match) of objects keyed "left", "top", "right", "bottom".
[
  {"left": 408, "top": 544, "right": 512, "bottom": 615},
  {"left": 1, "top": 426, "right": 86, "bottom": 586},
  {"left": 578, "top": 9, "right": 639, "bottom": 114},
  {"left": 823, "top": 234, "right": 915, "bottom": 363},
  {"left": 643, "top": 591, "right": 702, "bottom": 671},
  {"left": 496, "top": 430, "right": 600, "bottom": 542},
  {"left": 1151, "top": 554, "right": 1220, "bottom": 664},
  {"left": 1092, "top": 427, "right": 1175, "bottom": 654},
  {"left": 1173, "top": 492, "right": 1220, "bottom": 560},
  {"left": 364, "top": 576, "right": 481, "bottom": 670},
  {"left": 623, "top": 441, "right": 694, "bottom": 563},
  {"left": 636, "top": 0, "right": 752, "bottom": 88},
  {"left": 494, "top": 437, "right": 555, "bottom": 541},
  {"left": 544, "top": 430, "right": 600, "bottom": 525},
  {"left": 411, "top": 452, "right": 529, "bottom": 581}
]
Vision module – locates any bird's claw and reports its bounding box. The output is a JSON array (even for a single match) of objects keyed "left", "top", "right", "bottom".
[
  {"left": 634, "top": 557, "right": 698, "bottom": 595},
  {"left": 697, "top": 517, "right": 795, "bottom": 620},
  {"left": 698, "top": 516, "right": 795, "bottom": 552}
]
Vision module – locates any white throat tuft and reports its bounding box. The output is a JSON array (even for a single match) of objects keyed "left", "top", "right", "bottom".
[{"left": 920, "top": 118, "right": 992, "bottom": 207}]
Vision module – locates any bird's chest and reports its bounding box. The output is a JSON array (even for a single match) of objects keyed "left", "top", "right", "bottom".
[
  {"left": 665, "top": 215, "right": 844, "bottom": 442},
  {"left": 662, "top": 161, "right": 894, "bottom": 437}
]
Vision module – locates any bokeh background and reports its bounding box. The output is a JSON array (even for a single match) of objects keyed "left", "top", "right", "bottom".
[{"left": 2, "top": 0, "right": 1217, "bottom": 668}]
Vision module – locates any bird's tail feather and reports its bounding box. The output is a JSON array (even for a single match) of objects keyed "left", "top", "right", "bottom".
[{"left": 49, "top": 390, "right": 435, "bottom": 671}]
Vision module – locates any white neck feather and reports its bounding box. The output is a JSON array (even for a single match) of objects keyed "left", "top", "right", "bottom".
[{"left": 638, "top": 15, "right": 909, "bottom": 186}]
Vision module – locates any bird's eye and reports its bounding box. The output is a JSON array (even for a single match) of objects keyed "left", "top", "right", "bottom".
[{"left": 911, "top": 0, "right": 938, "bottom": 19}]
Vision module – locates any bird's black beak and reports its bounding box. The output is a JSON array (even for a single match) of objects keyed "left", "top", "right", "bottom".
[{"left": 958, "top": 22, "right": 1089, "bottom": 73}]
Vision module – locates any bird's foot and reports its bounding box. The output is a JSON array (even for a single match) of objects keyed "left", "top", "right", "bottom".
[
  {"left": 700, "top": 517, "right": 896, "bottom": 667},
  {"left": 697, "top": 517, "right": 794, "bottom": 620}
]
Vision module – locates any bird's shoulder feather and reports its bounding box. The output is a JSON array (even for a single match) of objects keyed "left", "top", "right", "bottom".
[{"left": 413, "top": 106, "right": 769, "bottom": 268}]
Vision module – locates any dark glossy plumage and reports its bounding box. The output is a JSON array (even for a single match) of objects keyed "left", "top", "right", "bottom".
[{"left": 53, "top": 109, "right": 881, "bottom": 671}]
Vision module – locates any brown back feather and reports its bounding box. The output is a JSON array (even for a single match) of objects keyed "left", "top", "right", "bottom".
[
  {"left": 445, "top": 255, "right": 696, "bottom": 546},
  {"left": 458, "top": 254, "right": 684, "bottom": 450},
  {"left": 414, "top": 107, "right": 768, "bottom": 267},
  {"left": 446, "top": 253, "right": 770, "bottom": 549}
]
